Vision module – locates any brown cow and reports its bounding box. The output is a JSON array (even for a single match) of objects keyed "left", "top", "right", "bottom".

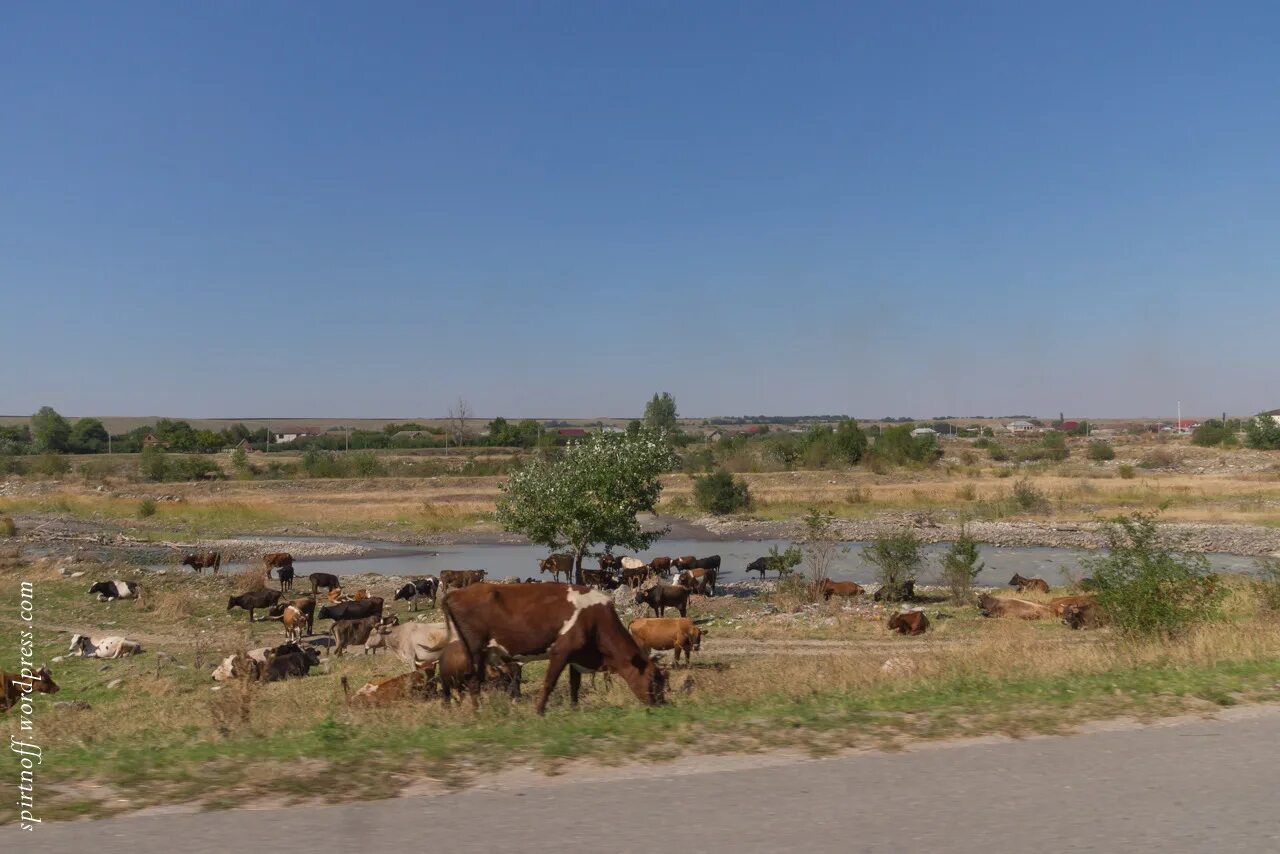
[
  {"left": 629, "top": 617, "right": 703, "bottom": 666},
  {"left": 887, "top": 611, "right": 929, "bottom": 635},
  {"left": 621, "top": 566, "right": 652, "bottom": 589},
  {"left": 181, "top": 551, "right": 221, "bottom": 574},
  {"left": 427, "top": 640, "right": 522, "bottom": 703},
  {"left": 309, "top": 572, "right": 340, "bottom": 595},
  {"left": 647, "top": 556, "right": 674, "bottom": 577},
  {"left": 1009, "top": 573, "right": 1051, "bottom": 594},
  {"left": 598, "top": 553, "right": 624, "bottom": 572},
  {"left": 327, "top": 588, "right": 345, "bottom": 604},
  {"left": 442, "top": 582, "right": 666, "bottom": 714},
  {"left": 332, "top": 615, "right": 388, "bottom": 655},
  {"left": 673, "top": 555, "right": 698, "bottom": 570},
  {"left": 538, "top": 554, "right": 575, "bottom": 582},
  {"left": 440, "top": 569, "right": 487, "bottom": 591},
  {"left": 267, "top": 598, "right": 316, "bottom": 635},
  {"left": 262, "top": 552, "right": 294, "bottom": 579},
  {"left": 1, "top": 666, "right": 59, "bottom": 712},
  {"left": 977, "top": 593, "right": 1050, "bottom": 620},
  {"left": 1048, "top": 594, "right": 1097, "bottom": 617},
  {"left": 820, "top": 580, "right": 864, "bottom": 601},
  {"left": 635, "top": 583, "right": 690, "bottom": 618},
  {"left": 1062, "top": 601, "right": 1104, "bottom": 629},
  {"left": 581, "top": 569, "right": 619, "bottom": 590},
  {"left": 341, "top": 671, "right": 429, "bottom": 706}
]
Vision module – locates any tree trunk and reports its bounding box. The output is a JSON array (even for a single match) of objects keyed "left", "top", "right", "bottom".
[{"left": 574, "top": 545, "right": 585, "bottom": 586}]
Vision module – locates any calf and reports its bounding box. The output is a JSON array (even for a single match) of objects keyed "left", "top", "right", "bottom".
[
  {"left": 341, "top": 671, "right": 429, "bottom": 706},
  {"left": 598, "top": 553, "right": 624, "bottom": 572},
  {"left": 318, "top": 596, "right": 384, "bottom": 624},
  {"left": 394, "top": 577, "right": 439, "bottom": 611},
  {"left": 629, "top": 617, "right": 702, "bottom": 666},
  {"left": 181, "top": 551, "right": 221, "bottom": 574},
  {"left": 634, "top": 583, "right": 690, "bottom": 618},
  {"left": 820, "top": 580, "right": 864, "bottom": 601},
  {"left": 429, "top": 640, "right": 521, "bottom": 703},
  {"left": 68, "top": 634, "right": 143, "bottom": 659},
  {"left": 1048, "top": 594, "right": 1097, "bottom": 617},
  {"left": 227, "top": 588, "right": 282, "bottom": 622},
  {"left": 440, "top": 569, "right": 487, "bottom": 591},
  {"left": 88, "top": 580, "right": 141, "bottom": 602},
  {"left": 1009, "top": 573, "right": 1051, "bottom": 594},
  {"left": 443, "top": 582, "right": 666, "bottom": 714},
  {"left": 331, "top": 615, "right": 385, "bottom": 655},
  {"left": 977, "top": 593, "right": 1050, "bottom": 620},
  {"left": 1, "top": 666, "right": 59, "bottom": 712},
  {"left": 309, "top": 572, "right": 340, "bottom": 595},
  {"left": 267, "top": 598, "right": 316, "bottom": 635},
  {"left": 277, "top": 564, "right": 295, "bottom": 592},
  {"left": 252, "top": 644, "right": 321, "bottom": 682},
  {"left": 887, "top": 610, "right": 929, "bottom": 635}
]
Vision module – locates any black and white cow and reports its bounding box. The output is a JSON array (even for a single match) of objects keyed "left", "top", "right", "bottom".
[
  {"left": 393, "top": 577, "right": 439, "bottom": 611},
  {"left": 88, "top": 580, "right": 141, "bottom": 602},
  {"left": 69, "top": 634, "right": 144, "bottom": 659}
]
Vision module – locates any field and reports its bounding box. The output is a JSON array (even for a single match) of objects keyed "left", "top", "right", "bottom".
[{"left": 4, "top": 548, "right": 1280, "bottom": 822}]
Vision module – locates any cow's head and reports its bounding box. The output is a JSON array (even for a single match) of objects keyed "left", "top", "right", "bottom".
[
  {"left": 32, "top": 666, "right": 59, "bottom": 694},
  {"left": 394, "top": 584, "right": 415, "bottom": 601},
  {"left": 1009, "top": 574, "right": 1025, "bottom": 586},
  {"left": 68, "top": 634, "right": 86, "bottom": 654},
  {"left": 226, "top": 597, "right": 238, "bottom": 611}
]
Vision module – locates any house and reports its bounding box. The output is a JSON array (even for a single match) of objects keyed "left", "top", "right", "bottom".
[
  {"left": 910, "top": 427, "right": 937, "bottom": 438},
  {"left": 1176, "top": 419, "right": 1201, "bottom": 432},
  {"left": 707, "top": 430, "right": 724, "bottom": 443},
  {"left": 1006, "top": 420, "right": 1037, "bottom": 434},
  {"left": 141, "top": 433, "right": 162, "bottom": 447},
  {"left": 1060, "top": 421, "right": 1081, "bottom": 432},
  {"left": 234, "top": 438, "right": 255, "bottom": 453},
  {"left": 1267, "top": 409, "right": 1280, "bottom": 426},
  {"left": 271, "top": 427, "right": 317, "bottom": 443}
]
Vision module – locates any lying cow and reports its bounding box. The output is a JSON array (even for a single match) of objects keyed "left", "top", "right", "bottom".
[
  {"left": 538, "top": 554, "right": 575, "bottom": 582},
  {"left": 341, "top": 671, "right": 430, "bottom": 706},
  {"left": 89, "top": 580, "right": 141, "bottom": 602},
  {"left": 629, "top": 617, "right": 702, "bottom": 666},
  {"left": 181, "top": 551, "right": 221, "bottom": 574},
  {"left": 443, "top": 582, "right": 666, "bottom": 714},
  {"left": 635, "top": 583, "right": 690, "bottom": 618},
  {"left": 212, "top": 647, "right": 274, "bottom": 682},
  {"left": 394, "top": 577, "right": 439, "bottom": 611},
  {"left": 69, "top": 634, "right": 143, "bottom": 659},
  {"left": 819, "top": 580, "right": 863, "bottom": 601},
  {"left": 309, "top": 572, "right": 340, "bottom": 596},
  {"left": 440, "top": 569, "right": 487, "bottom": 591},
  {"left": 1062, "top": 601, "right": 1103, "bottom": 629},
  {"left": 363, "top": 618, "right": 452, "bottom": 669},
  {"left": 318, "top": 597, "right": 384, "bottom": 624},
  {"left": 581, "top": 568, "right": 620, "bottom": 590},
  {"left": 252, "top": 643, "right": 320, "bottom": 682},
  {"left": 227, "top": 588, "right": 282, "bottom": 622},
  {"left": 887, "top": 610, "right": 929, "bottom": 635},
  {"left": 1009, "top": 573, "right": 1051, "bottom": 594},
  {"left": 977, "top": 593, "right": 1049, "bottom": 620},
  {"left": 1048, "top": 594, "right": 1097, "bottom": 617},
  {"left": 267, "top": 598, "right": 315, "bottom": 635},
  {"left": 1, "top": 666, "right": 59, "bottom": 712},
  {"left": 332, "top": 615, "right": 388, "bottom": 656}
]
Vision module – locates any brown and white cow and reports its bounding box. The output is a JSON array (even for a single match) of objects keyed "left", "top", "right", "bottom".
[
  {"left": 181, "top": 551, "right": 221, "bottom": 574},
  {"left": 1, "top": 666, "right": 59, "bottom": 712},
  {"left": 267, "top": 598, "right": 316, "bottom": 635},
  {"left": 629, "top": 617, "right": 703, "bottom": 666},
  {"left": 675, "top": 567, "right": 718, "bottom": 597},
  {"left": 341, "top": 671, "right": 429, "bottom": 706},
  {"left": 887, "top": 610, "right": 929, "bottom": 635},
  {"left": 977, "top": 593, "right": 1050, "bottom": 620},
  {"left": 646, "top": 556, "right": 674, "bottom": 578},
  {"left": 69, "top": 634, "right": 143, "bottom": 659},
  {"left": 538, "top": 554, "right": 575, "bottom": 582},
  {"left": 1009, "top": 573, "right": 1051, "bottom": 594},
  {"left": 443, "top": 582, "right": 666, "bottom": 714}
]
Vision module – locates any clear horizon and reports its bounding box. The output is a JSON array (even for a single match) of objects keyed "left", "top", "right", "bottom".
[{"left": 4, "top": 3, "right": 1278, "bottom": 418}]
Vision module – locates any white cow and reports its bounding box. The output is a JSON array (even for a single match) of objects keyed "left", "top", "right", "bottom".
[
  {"left": 363, "top": 620, "right": 453, "bottom": 669},
  {"left": 620, "top": 557, "right": 646, "bottom": 571},
  {"left": 68, "top": 634, "right": 143, "bottom": 659}
]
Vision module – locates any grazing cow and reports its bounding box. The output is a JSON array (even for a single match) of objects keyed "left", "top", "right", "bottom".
[
  {"left": 820, "top": 580, "right": 864, "bottom": 601},
  {"left": 621, "top": 566, "right": 651, "bottom": 589},
  {"left": 598, "top": 553, "right": 624, "bottom": 572},
  {"left": 252, "top": 644, "right": 321, "bottom": 682},
  {"left": 277, "top": 564, "right": 295, "bottom": 592},
  {"left": 68, "top": 634, "right": 143, "bottom": 659},
  {"left": 341, "top": 671, "right": 430, "bottom": 706},
  {"left": 227, "top": 588, "right": 282, "bottom": 622},
  {"left": 1, "top": 666, "right": 59, "bottom": 712},
  {"left": 538, "top": 554, "right": 575, "bottom": 582},
  {"left": 262, "top": 552, "right": 294, "bottom": 579},
  {"left": 647, "top": 556, "right": 673, "bottom": 577},
  {"left": 977, "top": 593, "right": 1050, "bottom": 620},
  {"left": 628, "top": 617, "right": 703, "bottom": 666},
  {"left": 267, "top": 598, "right": 315, "bottom": 635},
  {"left": 1048, "top": 594, "right": 1097, "bottom": 617},
  {"left": 581, "top": 568, "right": 619, "bottom": 590},
  {"left": 363, "top": 619, "right": 453, "bottom": 669},
  {"left": 1062, "top": 601, "right": 1103, "bottom": 630},
  {"left": 309, "top": 572, "right": 340, "bottom": 596},
  {"left": 88, "top": 580, "right": 140, "bottom": 602},
  {"left": 745, "top": 557, "right": 769, "bottom": 579},
  {"left": 675, "top": 567, "right": 718, "bottom": 596},
  {"left": 887, "top": 610, "right": 929, "bottom": 635},
  {"left": 394, "top": 577, "right": 439, "bottom": 611},
  {"left": 181, "top": 551, "right": 221, "bottom": 574},
  {"left": 440, "top": 569, "right": 487, "bottom": 591},
  {"left": 619, "top": 557, "right": 646, "bottom": 571},
  {"left": 635, "top": 583, "right": 690, "bottom": 618},
  {"left": 317, "top": 597, "right": 384, "bottom": 624},
  {"left": 1009, "top": 573, "right": 1051, "bottom": 594},
  {"left": 331, "top": 615, "right": 387, "bottom": 656},
  {"left": 428, "top": 640, "right": 521, "bottom": 703},
  {"left": 442, "top": 582, "right": 667, "bottom": 714}
]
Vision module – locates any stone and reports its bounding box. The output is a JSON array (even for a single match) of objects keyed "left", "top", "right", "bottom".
[{"left": 105, "top": 678, "right": 124, "bottom": 689}]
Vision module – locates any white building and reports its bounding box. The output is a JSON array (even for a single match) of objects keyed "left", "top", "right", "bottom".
[
  {"left": 910, "top": 427, "right": 937, "bottom": 438},
  {"left": 1006, "top": 420, "right": 1037, "bottom": 434}
]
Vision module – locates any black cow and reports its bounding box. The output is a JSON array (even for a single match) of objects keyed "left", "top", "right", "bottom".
[
  {"left": 309, "top": 572, "right": 340, "bottom": 595},
  {"left": 745, "top": 557, "right": 769, "bottom": 579},
  {"left": 318, "top": 597, "right": 384, "bottom": 623},
  {"left": 227, "top": 589, "right": 283, "bottom": 622},
  {"left": 393, "top": 577, "right": 438, "bottom": 611},
  {"left": 277, "top": 565, "right": 295, "bottom": 592},
  {"left": 693, "top": 555, "right": 721, "bottom": 571},
  {"left": 634, "top": 584, "right": 690, "bottom": 618},
  {"left": 252, "top": 644, "right": 321, "bottom": 682}
]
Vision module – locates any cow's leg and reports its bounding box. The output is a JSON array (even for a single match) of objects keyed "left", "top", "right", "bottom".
[
  {"left": 536, "top": 648, "right": 572, "bottom": 715},
  {"left": 568, "top": 666, "right": 582, "bottom": 707}
]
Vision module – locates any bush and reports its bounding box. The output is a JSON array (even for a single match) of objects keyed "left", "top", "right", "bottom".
[
  {"left": 30, "top": 453, "right": 71, "bottom": 476},
  {"left": 1245, "top": 414, "right": 1280, "bottom": 450},
  {"left": 1138, "top": 449, "right": 1178, "bottom": 470},
  {"left": 986, "top": 443, "right": 1009, "bottom": 462},
  {"left": 0, "top": 516, "right": 15, "bottom": 537},
  {"left": 1087, "top": 441, "right": 1115, "bottom": 461},
  {"left": 168, "top": 456, "right": 220, "bottom": 481},
  {"left": 139, "top": 446, "right": 169, "bottom": 481},
  {"left": 862, "top": 530, "right": 922, "bottom": 602},
  {"left": 1040, "top": 431, "right": 1070, "bottom": 461},
  {"left": 1252, "top": 557, "right": 1280, "bottom": 613},
  {"left": 940, "top": 526, "right": 984, "bottom": 603},
  {"left": 1118, "top": 464, "right": 1137, "bottom": 479},
  {"left": 1083, "top": 514, "right": 1223, "bottom": 638},
  {"left": 1011, "top": 479, "right": 1050, "bottom": 512},
  {"left": 1191, "top": 421, "right": 1230, "bottom": 448},
  {"left": 762, "top": 544, "right": 803, "bottom": 578},
  {"left": 693, "top": 470, "right": 751, "bottom": 514},
  {"left": 350, "top": 451, "right": 386, "bottom": 477},
  {"left": 800, "top": 510, "right": 848, "bottom": 597},
  {"left": 137, "top": 497, "right": 157, "bottom": 518}
]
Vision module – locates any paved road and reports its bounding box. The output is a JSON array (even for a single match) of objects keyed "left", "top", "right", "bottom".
[{"left": 10, "top": 706, "right": 1280, "bottom": 853}]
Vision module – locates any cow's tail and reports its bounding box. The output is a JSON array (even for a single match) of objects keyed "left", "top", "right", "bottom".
[{"left": 439, "top": 592, "right": 470, "bottom": 668}]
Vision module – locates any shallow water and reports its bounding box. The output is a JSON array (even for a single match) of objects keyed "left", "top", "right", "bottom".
[{"left": 256, "top": 538, "right": 1262, "bottom": 586}]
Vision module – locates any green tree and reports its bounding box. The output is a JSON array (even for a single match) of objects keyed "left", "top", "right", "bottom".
[
  {"left": 1083, "top": 513, "right": 1224, "bottom": 638},
  {"left": 496, "top": 431, "right": 678, "bottom": 583},
  {"left": 69, "top": 417, "right": 110, "bottom": 453},
  {"left": 863, "top": 529, "right": 922, "bottom": 602},
  {"left": 693, "top": 470, "right": 751, "bottom": 514},
  {"left": 831, "top": 419, "right": 868, "bottom": 464},
  {"left": 643, "top": 392, "right": 679, "bottom": 433},
  {"left": 940, "top": 525, "right": 985, "bottom": 603},
  {"left": 31, "top": 406, "right": 71, "bottom": 452},
  {"left": 1244, "top": 414, "right": 1280, "bottom": 450},
  {"left": 139, "top": 445, "right": 170, "bottom": 481}
]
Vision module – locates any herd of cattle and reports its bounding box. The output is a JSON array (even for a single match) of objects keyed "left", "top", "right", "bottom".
[{"left": 0, "top": 550, "right": 1102, "bottom": 717}]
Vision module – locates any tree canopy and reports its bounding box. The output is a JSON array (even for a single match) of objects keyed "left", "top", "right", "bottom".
[
  {"left": 31, "top": 406, "right": 71, "bottom": 452},
  {"left": 643, "top": 392, "right": 679, "bottom": 432},
  {"left": 496, "top": 430, "right": 678, "bottom": 582}
]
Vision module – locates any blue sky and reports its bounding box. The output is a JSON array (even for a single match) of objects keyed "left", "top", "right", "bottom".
[{"left": 3, "top": 2, "right": 1278, "bottom": 420}]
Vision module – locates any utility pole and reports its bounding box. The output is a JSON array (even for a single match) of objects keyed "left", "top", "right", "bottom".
[{"left": 1177, "top": 401, "right": 1182, "bottom": 435}]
